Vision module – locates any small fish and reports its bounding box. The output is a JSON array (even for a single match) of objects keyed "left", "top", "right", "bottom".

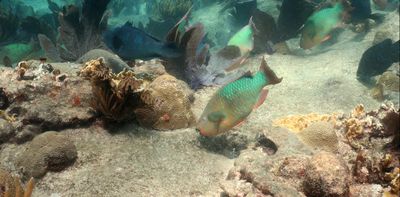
[
  {"left": 103, "top": 22, "right": 182, "bottom": 60},
  {"left": 357, "top": 39, "right": 399, "bottom": 85},
  {"left": 300, "top": 3, "right": 344, "bottom": 49},
  {"left": 227, "top": 17, "right": 256, "bottom": 56},
  {"left": 196, "top": 58, "right": 282, "bottom": 137}
]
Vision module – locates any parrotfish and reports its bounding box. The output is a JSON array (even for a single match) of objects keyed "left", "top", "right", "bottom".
[
  {"left": 227, "top": 17, "right": 256, "bottom": 56},
  {"left": 300, "top": 3, "right": 344, "bottom": 49},
  {"left": 103, "top": 22, "right": 182, "bottom": 60},
  {"left": 196, "top": 58, "right": 282, "bottom": 137},
  {"left": 223, "top": 17, "right": 256, "bottom": 71}
]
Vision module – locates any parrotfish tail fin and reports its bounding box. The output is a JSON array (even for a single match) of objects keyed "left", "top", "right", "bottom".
[
  {"left": 248, "top": 16, "right": 259, "bottom": 34},
  {"left": 260, "top": 57, "right": 282, "bottom": 85}
]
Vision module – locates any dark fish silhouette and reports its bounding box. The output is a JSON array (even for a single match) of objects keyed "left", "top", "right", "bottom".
[
  {"left": 274, "top": 0, "right": 315, "bottom": 43},
  {"left": 103, "top": 22, "right": 182, "bottom": 60},
  {"left": 349, "top": 0, "right": 371, "bottom": 23},
  {"left": 357, "top": 39, "right": 399, "bottom": 84}
]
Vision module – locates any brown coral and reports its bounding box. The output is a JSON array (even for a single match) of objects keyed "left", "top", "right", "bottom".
[
  {"left": 0, "top": 168, "right": 34, "bottom": 197},
  {"left": 79, "top": 58, "right": 145, "bottom": 122}
]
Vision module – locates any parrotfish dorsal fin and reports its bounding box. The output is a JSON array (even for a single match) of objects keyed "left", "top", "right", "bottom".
[{"left": 260, "top": 58, "right": 283, "bottom": 85}]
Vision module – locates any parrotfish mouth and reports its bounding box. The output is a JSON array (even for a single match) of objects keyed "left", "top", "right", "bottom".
[{"left": 196, "top": 127, "right": 207, "bottom": 136}]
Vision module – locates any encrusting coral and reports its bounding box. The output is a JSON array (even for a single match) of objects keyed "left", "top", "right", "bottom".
[{"left": 273, "top": 113, "right": 337, "bottom": 133}]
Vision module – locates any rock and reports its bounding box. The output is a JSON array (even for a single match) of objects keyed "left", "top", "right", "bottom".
[
  {"left": 16, "top": 131, "right": 78, "bottom": 179},
  {"left": 275, "top": 156, "right": 309, "bottom": 189},
  {"left": 0, "top": 119, "right": 15, "bottom": 144},
  {"left": 303, "top": 152, "right": 351, "bottom": 197},
  {"left": 77, "top": 49, "right": 130, "bottom": 73},
  {"left": 373, "top": 30, "right": 392, "bottom": 45},
  {"left": 0, "top": 66, "right": 95, "bottom": 142},
  {"left": 135, "top": 74, "right": 195, "bottom": 130},
  {"left": 297, "top": 121, "right": 338, "bottom": 152},
  {"left": 198, "top": 131, "right": 250, "bottom": 158},
  {"left": 349, "top": 184, "right": 383, "bottom": 197},
  {"left": 133, "top": 59, "right": 167, "bottom": 79}
]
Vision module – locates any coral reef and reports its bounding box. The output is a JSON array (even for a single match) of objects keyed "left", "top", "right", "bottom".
[
  {"left": 303, "top": 152, "right": 351, "bottom": 197},
  {"left": 79, "top": 58, "right": 144, "bottom": 122},
  {"left": 0, "top": 168, "right": 35, "bottom": 197},
  {"left": 221, "top": 103, "right": 399, "bottom": 196},
  {"left": 39, "top": 0, "right": 111, "bottom": 61},
  {"left": 77, "top": 49, "right": 130, "bottom": 73},
  {"left": 136, "top": 74, "right": 195, "bottom": 130},
  {"left": 273, "top": 113, "right": 337, "bottom": 133},
  {"left": 0, "top": 61, "right": 95, "bottom": 144},
  {"left": 297, "top": 121, "right": 338, "bottom": 152},
  {"left": 16, "top": 131, "right": 77, "bottom": 179},
  {"left": 79, "top": 58, "right": 195, "bottom": 130}
]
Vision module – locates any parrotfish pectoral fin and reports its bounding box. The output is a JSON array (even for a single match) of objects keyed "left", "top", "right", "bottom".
[
  {"left": 254, "top": 88, "right": 269, "bottom": 110},
  {"left": 260, "top": 58, "right": 283, "bottom": 85},
  {"left": 321, "top": 35, "right": 331, "bottom": 43},
  {"left": 224, "top": 53, "right": 249, "bottom": 72},
  {"left": 235, "top": 119, "right": 246, "bottom": 127},
  {"left": 207, "top": 111, "right": 226, "bottom": 123}
]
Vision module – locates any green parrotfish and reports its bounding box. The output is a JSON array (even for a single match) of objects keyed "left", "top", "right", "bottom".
[
  {"left": 227, "top": 17, "right": 256, "bottom": 55},
  {"left": 223, "top": 17, "right": 257, "bottom": 71},
  {"left": 196, "top": 58, "right": 282, "bottom": 137},
  {"left": 300, "top": 3, "right": 344, "bottom": 49}
]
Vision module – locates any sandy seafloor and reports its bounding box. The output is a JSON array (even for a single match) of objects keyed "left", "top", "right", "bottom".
[{"left": 1, "top": 4, "right": 399, "bottom": 197}]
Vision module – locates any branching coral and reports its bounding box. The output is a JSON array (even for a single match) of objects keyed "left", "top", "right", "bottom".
[
  {"left": 39, "top": 0, "right": 111, "bottom": 61},
  {"left": 336, "top": 103, "right": 399, "bottom": 150},
  {"left": 0, "top": 168, "right": 35, "bottom": 197}
]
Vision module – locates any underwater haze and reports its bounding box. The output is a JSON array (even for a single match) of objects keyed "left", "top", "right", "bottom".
[{"left": 0, "top": 0, "right": 399, "bottom": 196}]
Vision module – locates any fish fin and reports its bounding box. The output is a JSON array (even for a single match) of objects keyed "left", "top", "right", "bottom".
[
  {"left": 225, "top": 54, "right": 249, "bottom": 72},
  {"left": 239, "top": 71, "right": 253, "bottom": 79},
  {"left": 321, "top": 35, "right": 331, "bottom": 43},
  {"left": 260, "top": 57, "right": 282, "bottom": 85},
  {"left": 207, "top": 111, "right": 226, "bottom": 123},
  {"left": 235, "top": 119, "right": 246, "bottom": 127},
  {"left": 248, "top": 16, "right": 259, "bottom": 34},
  {"left": 254, "top": 88, "right": 269, "bottom": 110}
]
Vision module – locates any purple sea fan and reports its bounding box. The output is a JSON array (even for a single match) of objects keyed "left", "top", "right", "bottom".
[{"left": 165, "top": 9, "right": 211, "bottom": 90}]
